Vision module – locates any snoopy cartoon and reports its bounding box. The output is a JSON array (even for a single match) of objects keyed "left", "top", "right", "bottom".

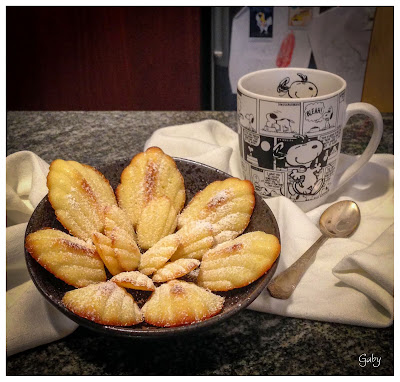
[
  {"left": 323, "top": 106, "right": 334, "bottom": 129},
  {"left": 264, "top": 113, "right": 280, "bottom": 132},
  {"left": 276, "top": 118, "right": 295, "bottom": 133},
  {"left": 308, "top": 105, "right": 334, "bottom": 133},
  {"left": 263, "top": 113, "right": 295, "bottom": 133},
  {"left": 273, "top": 135, "right": 324, "bottom": 197},
  {"left": 277, "top": 73, "right": 318, "bottom": 98},
  {"left": 256, "top": 12, "right": 272, "bottom": 34},
  {"left": 244, "top": 113, "right": 255, "bottom": 131}
]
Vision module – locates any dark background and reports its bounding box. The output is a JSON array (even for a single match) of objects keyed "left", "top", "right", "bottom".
[
  {"left": 6, "top": 6, "right": 393, "bottom": 112},
  {"left": 7, "top": 7, "right": 211, "bottom": 111}
]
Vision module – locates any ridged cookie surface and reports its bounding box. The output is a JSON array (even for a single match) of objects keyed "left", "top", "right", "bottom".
[
  {"left": 152, "top": 258, "right": 200, "bottom": 283},
  {"left": 25, "top": 228, "right": 106, "bottom": 288},
  {"left": 197, "top": 231, "right": 280, "bottom": 291},
  {"left": 142, "top": 280, "right": 224, "bottom": 327},
  {"left": 47, "top": 159, "right": 117, "bottom": 241},
  {"left": 116, "top": 147, "right": 185, "bottom": 229},
  {"left": 92, "top": 205, "right": 141, "bottom": 275},
  {"left": 136, "top": 196, "right": 178, "bottom": 250},
  {"left": 177, "top": 178, "right": 255, "bottom": 244},
  {"left": 170, "top": 221, "right": 215, "bottom": 261},
  {"left": 138, "top": 234, "right": 180, "bottom": 276},
  {"left": 62, "top": 281, "right": 143, "bottom": 326},
  {"left": 111, "top": 271, "right": 155, "bottom": 291}
]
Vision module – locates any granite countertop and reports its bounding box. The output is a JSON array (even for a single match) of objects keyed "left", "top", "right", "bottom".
[{"left": 6, "top": 111, "right": 394, "bottom": 375}]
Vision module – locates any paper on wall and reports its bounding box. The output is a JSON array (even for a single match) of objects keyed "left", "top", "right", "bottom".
[
  {"left": 308, "top": 7, "right": 375, "bottom": 103},
  {"left": 228, "top": 7, "right": 316, "bottom": 94}
]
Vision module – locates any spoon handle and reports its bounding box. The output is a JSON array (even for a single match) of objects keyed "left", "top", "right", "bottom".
[{"left": 267, "top": 234, "right": 329, "bottom": 299}]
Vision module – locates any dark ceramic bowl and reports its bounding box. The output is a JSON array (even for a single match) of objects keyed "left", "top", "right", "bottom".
[{"left": 25, "top": 157, "right": 280, "bottom": 338}]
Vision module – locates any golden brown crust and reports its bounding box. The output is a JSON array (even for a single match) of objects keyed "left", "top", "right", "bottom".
[
  {"left": 142, "top": 280, "right": 224, "bottom": 327},
  {"left": 111, "top": 271, "right": 155, "bottom": 291},
  {"left": 116, "top": 147, "right": 185, "bottom": 229},
  {"left": 138, "top": 234, "right": 180, "bottom": 275},
  {"left": 25, "top": 228, "right": 106, "bottom": 288},
  {"left": 152, "top": 258, "right": 200, "bottom": 283},
  {"left": 169, "top": 221, "right": 215, "bottom": 261},
  {"left": 136, "top": 196, "right": 178, "bottom": 250},
  {"left": 46, "top": 159, "right": 117, "bottom": 241},
  {"left": 92, "top": 205, "right": 141, "bottom": 275},
  {"left": 197, "top": 231, "right": 280, "bottom": 291},
  {"left": 62, "top": 281, "right": 143, "bottom": 326},
  {"left": 177, "top": 177, "right": 255, "bottom": 244}
]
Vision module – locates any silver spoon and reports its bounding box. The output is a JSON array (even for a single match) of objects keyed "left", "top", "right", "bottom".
[{"left": 267, "top": 200, "right": 361, "bottom": 300}]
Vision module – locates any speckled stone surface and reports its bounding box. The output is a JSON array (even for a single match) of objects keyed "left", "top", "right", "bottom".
[{"left": 6, "top": 111, "right": 394, "bottom": 375}]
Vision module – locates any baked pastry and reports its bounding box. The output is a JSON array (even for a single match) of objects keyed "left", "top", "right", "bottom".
[
  {"left": 47, "top": 159, "right": 117, "bottom": 241},
  {"left": 103, "top": 204, "right": 137, "bottom": 242},
  {"left": 152, "top": 258, "right": 200, "bottom": 283},
  {"left": 92, "top": 205, "right": 141, "bottom": 275},
  {"left": 142, "top": 280, "right": 224, "bottom": 327},
  {"left": 169, "top": 221, "right": 215, "bottom": 261},
  {"left": 25, "top": 228, "right": 106, "bottom": 288},
  {"left": 116, "top": 147, "right": 185, "bottom": 229},
  {"left": 136, "top": 196, "right": 178, "bottom": 250},
  {"left": 138, "top": 234, "right": 180, "bottom": 276},
  {"left": 62, "top": 281, "right": 143, "bottom": 326},
  {"left": 111, "top": 271, "right": 155, "bottom": 291},
  {"left": 177, "top": 177, "right": 255, "bottom": 244},
  {"left": 197, "top": 231, "right": 280, "bottom": 291}
]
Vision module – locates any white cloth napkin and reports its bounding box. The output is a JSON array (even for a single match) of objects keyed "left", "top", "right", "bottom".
[
  {"left": 6, "top": 151, "right": 78, "bottom": 356},
  {"left": 6, "top": 121, "right": 393, "bottom": 355},
  {"left": 145, "top": 119, "right": 394, "bottom": 328}
]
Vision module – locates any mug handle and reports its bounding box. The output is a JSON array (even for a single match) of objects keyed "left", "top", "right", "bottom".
[{"left": 332, "top": 102, "right": 383, "bottom": 192}]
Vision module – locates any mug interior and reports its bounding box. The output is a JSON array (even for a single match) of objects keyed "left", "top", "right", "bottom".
[{"left": 238, "top": 68, "right": 346, "bottom": 100}]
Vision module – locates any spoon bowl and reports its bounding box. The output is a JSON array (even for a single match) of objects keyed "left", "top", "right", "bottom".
[
  {"left": 267, "top": 200, "right": 361, "bottom": 299},
  {"left": 319, "top": 200, "right": 361, "bottom": 238}
]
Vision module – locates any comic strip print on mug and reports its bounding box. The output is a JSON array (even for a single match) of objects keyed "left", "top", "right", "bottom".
[{"left": 238, "top": 89, "right": 346, "bottom": 202}]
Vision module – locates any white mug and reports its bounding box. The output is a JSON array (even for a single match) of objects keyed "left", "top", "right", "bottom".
[{"left": 237, "top": 68, "right": 383, "bottom": 211}]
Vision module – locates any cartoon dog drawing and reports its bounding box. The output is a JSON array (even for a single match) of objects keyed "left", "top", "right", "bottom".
[
  {"left": 323, "top": 106, "right": 334, "bottom": 129},
  {"left": 245, "top": 113, "right": 255, "bottom": 131},
  {"left": 273, "top": 135, "right": 324, "bottom": 197},
  {"left": 308, "top": 106, "right": 334, "bottom": 132},
  {"left": 276, "top": 118, "right": 295, "bottom": 133},
  {"left": 263, "top": 113, "right": 295, "bottom": 133},
  {"left": 238, "top": 112, "right": 256, "bottom": 131},
  {"left": 256, "top": 12, "right": 272, "bottom": 34},
  {"left": 263, "top": 113, "right": 280, "bottom": 132},
  {"left": 277, "top": 73, "right": 318, "bottom": 98}
]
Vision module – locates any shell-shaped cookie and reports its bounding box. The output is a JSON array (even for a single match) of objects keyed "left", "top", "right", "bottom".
[
  {"left": 177, "top": 178, "right": 255, "bottom": 244},
  {"left": 111, "top": 271, "right": 155, "bottom": 291},
  {"left": 152, "top": 258, "right": 200, "bottom": 283},
  {"left": 136, "top": 196, "right": 178, "bottom": 250},
  {"left": 92, "top": 204, "right": 141, "bottom": 275},
  {"left": 197, "top": 231, "right": 280, "bottom": 291},
  {"left": 138, "top": 234, "right": 180, "bottom": 276},
  {"left": 170, "top": 221, "right": 215, "bottom": 261},
  {"left": 142, "top": 280, "right": 224, "bottom": 327},
  {"left": 47, "top": 159, "right": 117, "bottom": 241},
  {"left": 103, "top": 204, "right": 137, "bottom": 242},
  {"left": 62, "top": 281, "right": 143, "bottom": 326},
  {"left": 25, "top": 228, "right": 106, "bottom": 288},
  {"left": 116, "top": 147, "right": 185, "bottom": 228},
  {"left": 92, "top": 228, "right": 141, "bottom": 276}
]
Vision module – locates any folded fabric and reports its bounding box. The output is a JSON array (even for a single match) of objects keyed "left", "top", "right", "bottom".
[
  {"left": 145, "top": 119, "right": 394, "bottom": 328},
  {"left": 6, "top": 151, "right": 78, "bottom": 356},
  {"left": 6, "top": 120, "right": 393, "bottom": 356}
]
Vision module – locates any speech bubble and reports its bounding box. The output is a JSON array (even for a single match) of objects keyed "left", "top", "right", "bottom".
[
  {"left": 304, "top": 102, "right": 324, "bottom": 122},
  {"left": 243, "top": 129, "right": 260, "bottom": 146}
]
